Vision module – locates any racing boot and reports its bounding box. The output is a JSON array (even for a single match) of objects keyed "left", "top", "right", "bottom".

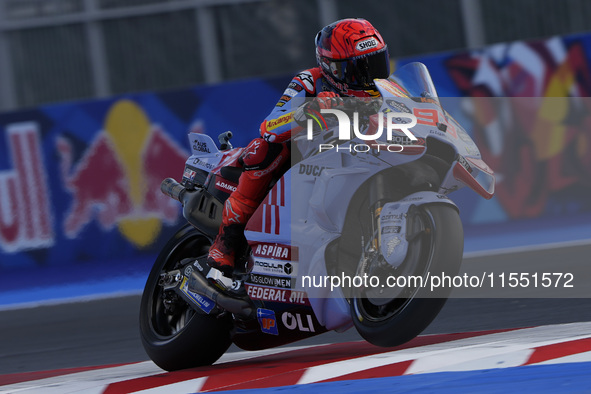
[
  {"left": 207, "top": 137, "right": 289, "bottom": 289},
  {"left": 206, "top": 193, "right": 256, "bottom": 289}
]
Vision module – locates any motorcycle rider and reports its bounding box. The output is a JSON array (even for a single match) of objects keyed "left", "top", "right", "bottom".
[{"left": 206, "top": 18, "right": 391, "bottom": 288}]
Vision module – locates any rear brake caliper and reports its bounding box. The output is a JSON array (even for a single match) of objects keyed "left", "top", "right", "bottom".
[{"left": 159, "top": 270, "right": 183, "bottom": 290}]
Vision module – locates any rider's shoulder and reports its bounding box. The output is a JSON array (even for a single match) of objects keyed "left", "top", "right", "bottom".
[{"left": 290, "top": 67, "right": 322, "bottom": 94}]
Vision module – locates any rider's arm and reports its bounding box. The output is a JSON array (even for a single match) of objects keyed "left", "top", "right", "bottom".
[{"left": 259, "top": 70, "right": 319, "bottom": 143}]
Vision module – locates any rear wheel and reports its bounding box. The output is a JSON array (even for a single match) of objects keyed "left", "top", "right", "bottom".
[
  {"left": 350, "top": 204, "right": 463, "bottom": 347},
  {"left": 139, "top": 226, "right": 232, "bottom": 371}
]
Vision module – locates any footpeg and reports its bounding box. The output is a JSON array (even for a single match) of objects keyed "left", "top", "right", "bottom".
[
  {"left": 186, "top": 263, "right": 254, "bottom": 318},
  {"left": 190, "top": 258, "right": 237, "bottom": 291},
  {"left": 206, "top": 267, "right": 237, "bottom": 291}
]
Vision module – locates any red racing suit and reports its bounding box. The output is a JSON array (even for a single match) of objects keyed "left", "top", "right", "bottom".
[
  {"left": 223, "top": 67, "right": 325, "bottom": 225},
  {"left": 208, "top": 67, "right": 327, "bottom": 268},
  {"left": 259, "top": 68, "right": 323, "bottom": 143}
]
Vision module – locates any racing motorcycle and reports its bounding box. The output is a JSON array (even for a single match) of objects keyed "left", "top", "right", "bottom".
[{"left": 139, "top": 62, "right": 495, "bottom": 371}]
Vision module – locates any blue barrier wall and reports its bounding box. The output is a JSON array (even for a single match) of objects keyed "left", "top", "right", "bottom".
[{"left": 2, "top": 32, "right": 591, "bottom": 303}]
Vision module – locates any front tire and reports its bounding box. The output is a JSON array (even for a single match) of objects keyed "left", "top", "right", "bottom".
[
  {"left": 139, "top": 226, "right": 232, "bottom": 371},
  {"left": 351, "top": 204, "right": 463, "bottom": 347}
]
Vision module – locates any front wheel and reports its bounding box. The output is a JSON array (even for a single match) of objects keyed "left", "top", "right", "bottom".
[
  {"left": 350, "top": 204, "right": 463, "bottom": 347},
  {"left": 139, "top": 226, "right": 232, "bottom": 371}
]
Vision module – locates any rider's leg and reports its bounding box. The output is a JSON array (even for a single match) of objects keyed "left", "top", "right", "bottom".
[{"left": 207, "top": 138, "right": 289, "bottom": 276}]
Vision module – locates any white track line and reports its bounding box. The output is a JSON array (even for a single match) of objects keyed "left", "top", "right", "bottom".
[
  {"left": 129, "top": 377, "right": 207, "bottom": 394},
  {"left": 533, "top": 350, "right": 591, "bottom": 365},
  {"left": 297, "top": 322, "right": 591, "bottom": 384},
  {"left": 0, "top": 345, "right": 318, "bottom": 394},
  {"left": 463, "top": 238, "right": 591, "bottom": 259},
  {"left": 0, "top": 361, "right": 160, "bottom": 394},
  {"left": 0, "top": 290, "right": 143, "bottom": 312}
]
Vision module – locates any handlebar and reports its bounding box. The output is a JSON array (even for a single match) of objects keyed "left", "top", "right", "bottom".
[
  {"left": 218, "top": 131, "right": 233, "bottom": 151},
  {"left": 340, "top": 98, "right": 382, "bottom": 115}
]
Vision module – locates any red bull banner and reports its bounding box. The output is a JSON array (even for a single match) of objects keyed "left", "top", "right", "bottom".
[{"left": 0, "top": 78, "right": 286, "bottom": 281}]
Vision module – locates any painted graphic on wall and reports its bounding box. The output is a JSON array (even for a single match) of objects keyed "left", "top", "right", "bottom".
[
  {"left": 402, "top": 34, "right": 591, "bottom": 224},
  {"left": 0, "top": 77, "right": 286, "bottom": 272}
]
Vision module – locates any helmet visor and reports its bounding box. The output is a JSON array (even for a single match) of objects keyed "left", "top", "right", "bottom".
[{"left": 327, "top": 47, "right": 390, "bottom": 90}]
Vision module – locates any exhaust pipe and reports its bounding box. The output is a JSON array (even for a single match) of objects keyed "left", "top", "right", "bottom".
[{"left": 188, "top": 270, "right": 255, "bottom": 318}]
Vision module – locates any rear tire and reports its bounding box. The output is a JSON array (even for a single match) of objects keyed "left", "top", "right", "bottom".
[
  {"left": 351, "top": 204, "right": 463, "bottom": 347},
  {"left": 139, "top": 226, "right": 232, "bottom": 371}
]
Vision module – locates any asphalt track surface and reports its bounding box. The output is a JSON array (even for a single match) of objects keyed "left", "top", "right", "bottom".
[{"left": 1, "top": 244, "right": 591, "bottom": 375}]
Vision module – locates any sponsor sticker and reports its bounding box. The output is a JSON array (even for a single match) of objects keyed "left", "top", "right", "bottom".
[
  {"left": 246, "top": 285, "right": 309, "bottom": 305},
  {"left": 192, "top": 157, "right": 215, "bottom": 171},
  {"left": 252, "top": 259, "right": 296, "bottom": 276},
  {"left": 281, "top": 312, "right": 316, "bottom": 332},
  {"left": 388, "top": 135, "right": 425, "bottom": 146},
  {"left": 257, "top": 308, "right": 279, "bottom": 335},
  {"left": 457, "top": 155, "right": 473, "bottom": 173},
  {"left": 381, "top": 225, "right": 402, "bottom": 234},
  {"left": 284, "top": 88, "right": 298, "bottom": 98},
  {"left": 412, "top": 96, "right": 439, "bottom": 105},
  {"left": 298, "top": 164, "right": 329, "bottom": 177},
  {"left": 381, "top": 213, "right": 404, "bottom": 222},
  {"left": 215, "top": 179, "right": 238, "bottom": 193},
  {"left": 356, "top": 37, "right": 378, "bottom": 52},
  {"left": 251, "top": 242, "right": 298, "bottom": 261},
  {"left": 249, "top": 273, "right": 291, "bottom": 288},
  {"left": 183, "top": 167, "right": 196, "bottom": 181},
  {"left": 288, "top": 82, "right": 303, "bottom": 92},
  {"left": 192, "top": 140, "right": 211, "bottom": 154},
  {"left": 180, "top": 277, "right": 215, "bottom": 314},
  {"left": 386, "top": 99, "right": 412, "bottom": 113},
  {"left": 265, "top": 113, "right": 293, "bottom": 131}
]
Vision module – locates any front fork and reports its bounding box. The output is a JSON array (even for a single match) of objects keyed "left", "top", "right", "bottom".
[
  {"left": 366, "top": 173, "right": 430, "bottom": 270},
  {"left": 368, "top": 172, "right": 389, "bottom": 257}
]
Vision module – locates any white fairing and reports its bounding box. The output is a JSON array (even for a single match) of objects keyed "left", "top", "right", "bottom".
[
  {"left": 197, "top": 63, "right": 492, "bottom": 331},
  {"left": 186, "top": 133, "right": 222, "bottom": 172},
  {"left": 380, "top": 192, "right": 458, "bottom": 268}
]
